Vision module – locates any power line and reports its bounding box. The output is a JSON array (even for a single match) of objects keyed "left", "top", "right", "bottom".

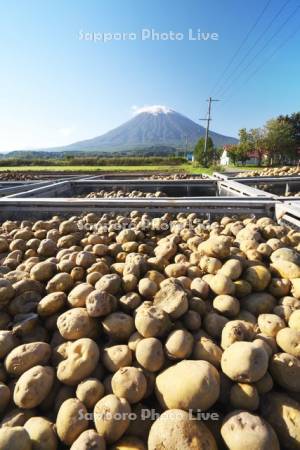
[
  {"left": 219, "top": 4, "right": 300, "bottom": 99},
  {"left": 215, "top": 0, "right": 292, "bottom": 97},
  {"left": 210, "top": 0, "right": 272, "bottom": 96},
  {"left": 222, "top": 22, "right": 300, "bottom": 105}
]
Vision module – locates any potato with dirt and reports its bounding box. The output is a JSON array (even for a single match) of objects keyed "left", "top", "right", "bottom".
[
  {"left": 57, "top": 338, "right": 100, "bottom": 385},
  {"left": 57, "top": 308, "right": 97, "bottom": 340},
  {"left": 56, "top": 398, "right": 88, "bottom": 446},
  {"left": 5, "top": 342, "right": 51, "bottom": 376},
  {"left": 221, "top": 341, "right": 269, "bottom": 382},
  {"left": 148, "top": 409, "right": 217, "bottom": 450},
  {"left": 221, "top": 410, "right": 280, "bottom": 450},
  {"left": 24, "top": 417, "right": 57, "bottom": 450},
  {"left": 14, "top": 365, "right": 55, "bottom": 408},
  {"left": 94, "top": 394, "right": 131, "bottom": 444},
  {"left": 155, "top": 360, "right": 220, "bottom": 411},
  {"left": 111, "top": 367, "right": 147, "bottom": 404},
  {"left": 134, "top": 303, "right": 170, "bottom": 338}
]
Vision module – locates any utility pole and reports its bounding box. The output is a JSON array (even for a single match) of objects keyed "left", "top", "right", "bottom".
[
  {"left": 200, "top": 97, "right": 220, "bottom": 164},
  {"left": 185, "top": 135, "right": 188, "bottom": 160}
]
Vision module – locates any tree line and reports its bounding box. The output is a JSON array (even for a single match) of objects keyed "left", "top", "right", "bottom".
[{"left": 193, "top": 112, "right": 300, "bottom": 167}]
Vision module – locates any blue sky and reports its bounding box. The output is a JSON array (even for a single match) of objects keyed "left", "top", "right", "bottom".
[{"left": 0, "top": 0, "right": 299, "bottom": 151}]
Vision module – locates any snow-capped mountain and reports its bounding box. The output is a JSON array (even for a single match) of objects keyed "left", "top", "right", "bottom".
[{"left": 61, "top": 105, "right": 237, "bottom": 152}]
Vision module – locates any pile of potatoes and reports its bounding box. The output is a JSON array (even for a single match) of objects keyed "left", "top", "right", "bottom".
[
  {"left": 236, "top": 166, "right": 300, "bottom": 178},
  {"left": 85, "top": 190, "right": 166, "bottom": 199},
  {"left": 0, "top": 211, "right": 300, "bottom": 449},
  {"left": 286, "top": 191, "right": 300, "bottom": 197},
  {"left": 0, "top": 171, "right": 42, "bottom": 181},
  {"left": 144, "top": 173, "right": 206, "bottom": 180}
]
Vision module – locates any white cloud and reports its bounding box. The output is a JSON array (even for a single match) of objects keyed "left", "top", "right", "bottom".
[
  {"left": 131, "top": 105, "right": 173, "bottom": 115},
  {"left": 58, "top": 127, "right": 74, "bottom": 137}
]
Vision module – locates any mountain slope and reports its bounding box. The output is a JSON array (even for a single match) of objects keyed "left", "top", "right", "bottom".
[{"left": 63, "top": 106, "right": 237, "bottom": 152}]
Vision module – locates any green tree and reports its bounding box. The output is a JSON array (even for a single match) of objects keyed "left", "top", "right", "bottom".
[
  {"left": 264, "top": 119, "right": 296, "bottom": 164},
  {"left": 193, "top": 137, "right": 214, "bottom": 167},
  {"left": 248, "top": 128, "right": 267, "bottom": 166},
  {"left": 278, "top": 112, "right": 300, "bottom": 148}
]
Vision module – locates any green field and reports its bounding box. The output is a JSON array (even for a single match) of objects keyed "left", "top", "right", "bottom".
[{"left": 0, "top": 164, "right": 215, "bottom": 174}]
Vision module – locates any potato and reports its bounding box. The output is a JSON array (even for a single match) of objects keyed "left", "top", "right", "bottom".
[
  {"left": 0, "top": 382, "right": 10, "bottom": 412},
  {"left": 0, "top": 279, "right": 15, "bottom": 306},
  {"left": 182, "top": 310, "right": 201, "bottom": 331},
  {"left": 276, "top": 327, "right": 300, "bottom": 357},
  {"left": 268, "top": 278, "right": 291, "bottom": 297},
  {"left": 86, "top": 290, "right": 116, "bottom": 317},
  {"left": 46, "top": 272, "right": 73, "bottom": 293},
  {"left": 203, "top": 312, "right": 229, "bottom": 338},
  {"left": 24, "top": 417, "right": 57, "bottom": 450},
  {"left": 37, "top": 292, "right": 66, "bottom": 316},
  {"left": 14, "top": 365, "right": 55, "bottom": 408},
  {"left": 57, "top": 338, "right": 100, "bottom": 385},
  {"left": 289, "top": 309, "right": 300, "bottom": 331},
  {"left": 190, "top": 277, "right": 209, "bottom": 298},
  {"left": 102, "top": 313, "right": 135, "bottom": 341},
  {"left": 135, "top": 304, "right": 170, "bottom": 338},
  {"left": 269, "top": 352, "right": 300, "bottom": 392},
  {"left": 165, "top": 329, "right": 193, "bottom": 360},
  {"left": 70, "top": 430, "right": 106, "bottom": 450},
  {"left": 218, "top": 258, "right": 243, "bottom": 280},
  {"left": 5, "top": 342, "right": 51, "bottom": 376},
  {"left": 221, "top": 341, "right": 269, "bottom": 382},
  {"left": 198, "top": 235, "right": 230, "bottom": 258},
  {"left": 233, "top": 279, "right": 252, "bottom": 297},
  {"left": 153, "top": 279, "right": 188, "bottom": 319},
  {"left": 30, "top": 261, "right": 56, "bottom": 282},
  {"left": 111, "top": 367, "right": 147, "bottom": 404},
  {"left": 257, "top": 314, "right": 285, "bottom": 338},
  {"left": 0, "top": 427, "right": 32, "bottom": 450},
  {"left": 213, "top": 294, "right": 240, "bottom": 318},
  {"left": 244, "top": 265, "right": 271, "bottom": 291},
  {"left": 148, "top": 409, "right": 217, "bottom": 450},
  {"left": 199, "top": 255, "right": 222, "bottom": 274},
  {"left": 76, "top": 378, "right": 105, "bottom": 409},
  {"left": 0, "top": 331, "right": 19, "bottom": 359},
  {"left": 271, "top": 247, "right": 300, "bottom": 265},
  {"left": 291, "top": 278, "right": 300, "bottom": 298},
  {"left": 240, "top": 293, "right": 276, "bottom": 315},
  {"left": 193, "top": 334, "right": 222, "bottom": 368},
  {"left": 94, "top": 394, "right": 131, "bottom": 444},
  {"left": 135, "top": 338, "right": 164, "bottom": 372},
  {"left": 95, "top": 273, "right": 121, "bottom": 294},
  {"left": 271, "top": 260, "right": 300, "bottom": 279},
  {"left": 254, "top": 334, "right": 277, "bottom": 356},
  {"left": 261, "top": 392, "right": 300, "bottom": 449},
  {"left": 57, "top": 308, "right": 97, "bottom": 340},
  {"left": 68, "top": 283, "right": 94, "bottom": 307},
  {"left": 221, "top": 410, "right": 279, "bottom": 450},
  {"left": 37, "top": 239, "right": 57, "bottom": 257},
  {"left": 56, "top": 398, "right": 88, "bottom": 445},
  {"left": 103, "top": 345, "right": 132, "bottom": 372},
  {"left": 230, "top": 382, "right": 259, "bottom": 411},
  {"left": 138, "top": 278, "right": 158, "bottom": 298},
  {"left": 254, "top": 371, "right": 274, "bottom": 394},
  {"left": 155, "top": 360, "right": 220, "bottom": 411},
  {"left": 208, "top": 273, "right": 235, "bottom": 295},
  {"left": 119, "top": 292, "right": 141, "bottom": 311}
]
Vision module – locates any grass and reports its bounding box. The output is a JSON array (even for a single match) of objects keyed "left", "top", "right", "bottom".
[{"left": 0, "top": 164, "right": 214, "bottom": 174}]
